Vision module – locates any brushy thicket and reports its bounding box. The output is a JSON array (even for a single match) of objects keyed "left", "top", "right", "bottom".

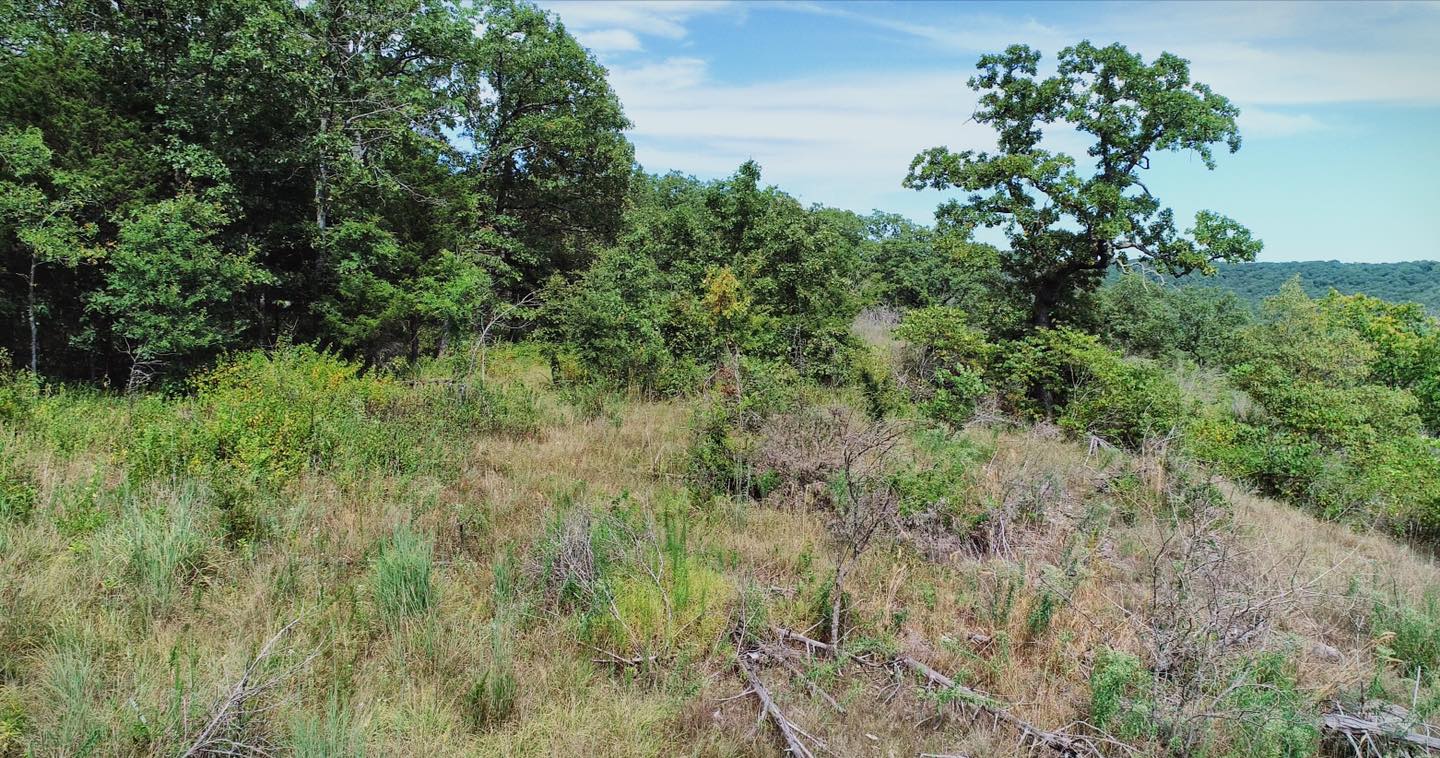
[
  {"left": 540, "top": 163, "right": 868, "bottom": 393},
  {"left": 890, "top": 273, "right": 1440, "bottom": 536}
]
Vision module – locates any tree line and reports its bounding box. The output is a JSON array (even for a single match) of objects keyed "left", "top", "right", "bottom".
[{"left": 2, "top": 0, "right": 631, "bottom": 387}]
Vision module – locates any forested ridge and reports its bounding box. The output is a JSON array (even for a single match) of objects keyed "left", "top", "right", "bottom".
[
  {"left": 1171, "top": 260, "right": 1440, "bottom": 313},
  {"left": 3, "top": 2, "right": 1440, "bottom": 756}
]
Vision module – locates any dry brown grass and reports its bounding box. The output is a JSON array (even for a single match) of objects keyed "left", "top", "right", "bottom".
[{"left": 5, "top": 354, "right": 1440, "bottom": 757}]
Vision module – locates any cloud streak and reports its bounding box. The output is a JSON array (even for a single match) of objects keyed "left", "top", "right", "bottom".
[{"left": 545, "top": 0, "right": 1440, "bottom": 235}]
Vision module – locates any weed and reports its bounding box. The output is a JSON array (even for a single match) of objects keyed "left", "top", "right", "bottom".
[{"left": 1371, "top": 590, "right": 1440, "bottom": 681}]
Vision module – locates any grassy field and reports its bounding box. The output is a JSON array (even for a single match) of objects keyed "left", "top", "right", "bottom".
[{"left": 1, "top": 343, "right": 1438, "bottom": 757}]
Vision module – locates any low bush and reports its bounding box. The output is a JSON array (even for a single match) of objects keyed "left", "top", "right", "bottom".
[{"left": 1000, "top": 327, "right": 1183, "bottom": 448}]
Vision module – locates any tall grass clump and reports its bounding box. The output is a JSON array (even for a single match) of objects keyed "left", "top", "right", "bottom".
[
  {"left": 371, "top": 526, "right": 435, "bottom": 626},
  {"left": 463, "top": 620, "right": 517, "bottom": 732},
  {"left": 38, "top": 642, "right": 106, "bottom": 756},
  {"left": 111, "top": 483, "right": 219, "bottom": 610}
]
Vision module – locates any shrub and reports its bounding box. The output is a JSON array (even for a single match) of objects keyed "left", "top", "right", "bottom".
[
  {"left": 372, "top": 527, "right": 435, "bottom": 625},
  {"left": 686, "top": 358, "right": 802, "bottom": 498},
  {"left": 891, "top": 306, "right": 995, "bottom": 426},
  {"left": 1371, "top": 591, "right": 1440, "bottom": 682},
  {"left": 0, "top": 366, "right": 39, "bottom": 425},
  {"left": 1000, "top": 328, "right": 1183, "bottom": 447},
  {"left": 121, "top": 345, "right": 536, "bottom": 488},
  {"left": 1089, "top": 648, "right": 1153, "bottom": 741},
  {"left": 0, "top": 447, "right": 37, "bottom": 524}
]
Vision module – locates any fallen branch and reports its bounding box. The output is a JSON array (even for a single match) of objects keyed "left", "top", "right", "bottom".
[
  {"left": 181, "top": 618, "right": 317, "bottom": 758},
  {"left": 586, "top": 644, "right": 661, "bottom": 669},
  {"left": 1321, "top": 704, "right": 1440, "bottom": 755},
  {"left": 771, "top": 653, "right": 845, "bottom": 714},
  {"left": 738, "top": 651, "right": 818, "bottom": 758},
  {"left": 772, "top": 627, "right": 1101, "bottom": 757}
]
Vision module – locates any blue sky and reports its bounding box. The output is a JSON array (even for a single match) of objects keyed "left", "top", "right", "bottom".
[{"left": 540, "top": 0, "right": 1440, "bottom": 263}]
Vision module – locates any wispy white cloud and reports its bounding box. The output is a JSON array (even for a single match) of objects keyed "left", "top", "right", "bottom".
[
  {"left": 541, "top": 1, "right": 737, "bottom": 53},
  {"left": 546, "top": 0, "right": 1440, "bottom": 226},
  {"left": 607, "top": 57, "right": 998, "bottom": 208},
  {"left": 571, "top": 28, "right": 642, "bottom": 54},
  {"left": 799, "top": 1, "right": 1440, "bottom": 108}
]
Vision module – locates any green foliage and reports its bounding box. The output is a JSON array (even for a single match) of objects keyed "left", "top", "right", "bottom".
[
  {"left": 1186, "top": 280, "right": 1440, "bottom": 532},
  {"left": 1, "top": 0, "right": 631, "bottom": 378},
  {"left": 1371, "top": 592, "right": 1440, "bottom": 682},
  {"left": 890, "top": 427, "right": 988, "bottom": 530},
  {"left": 542, "top": 163, "right": 866, "bottom": 392},
  {"left": 1001, "top": 328, "right": 1182, "bottom": 447},
  {"left": 371, "top": 526, "right": 435, "bottom": 626},
  {"left": 119, "top": 345, "right": 535, "bottom": 487},
  {"left": 541, "top": 246, "right": 676, "bottom": 392},
  {"left": 0, "top": 443, "right": 37, "bottom": 524},
  {"left": 1096, "top": 273, "right": 1252, "bottom": 365},
  {"left": 1089, "top": 648, "right": 1152, "bottom": 740},
  {"left": 686, "top": 358, "right": 802, "bottom": 498},
  {"left": 860, "top": 213, "right": 1019, "bottom": 328},
  {"left": 894, "top": 306, "right": 994, "bottom": 425},
  {"left": 114, "top": 484, "right": 219, "bottom": 610},
  {"left": 906, "top": 42, "right": 1260, "bottom": 329},
  {"left": 88, "top": 194, "right": 270, "bottom": 387}
]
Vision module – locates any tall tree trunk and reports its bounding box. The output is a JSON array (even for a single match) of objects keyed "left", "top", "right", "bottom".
[
  {"left": 315, "top": 116, "right": 329, "bottom": 232},
  {"left": 27, "top": 253, "right": 38, "bottom": 374},
  {"left": 1028, "top": 286, "right": 1057, "bottom": 415},
  {"left": 1029, "top": 287, "right": 1055, "bottom": 330}
]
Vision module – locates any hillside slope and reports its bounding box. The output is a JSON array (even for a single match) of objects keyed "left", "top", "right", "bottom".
[{"left": 2, "top": 347, "right": 1438, "bottom": 756}]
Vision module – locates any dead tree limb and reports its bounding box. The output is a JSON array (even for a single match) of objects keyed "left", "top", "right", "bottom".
[
  {"left": 771, "top": 627, "right": 1102, "bottom": 757},
  {"left": 181, "top": 618, "right": 316, "bottom": 758},
  {"left": 738, "top": 651, "right": 818, "bottom": 758},
  {"left": 1322, "top": 707, "right": 1440, "bottom": 755}
]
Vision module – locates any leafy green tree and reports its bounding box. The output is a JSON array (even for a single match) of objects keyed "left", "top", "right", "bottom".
[
  {"left": 0, "top": 126, "right": 97, "bottom": 374},
  {"left": 1097, "top": 273, "right": 1252, "bottom": 365},
  {"left": 860, "top": 212, "right": 1021, "bottom": 331},
  {"left": 1095, "top": 272, "right": 1182, "bottom": 359},
  {"left": 88, "top": 195, "right": 269, "bottom": 389},
  {"left": 1, "top": 0, "right": 632, "bottom": 376},
  {"left": 906, "top": 42, "right": 1262, "bottom": 329},
  {"left": 465, "top": 0, "right": 634, "bottom": 287},
  {"left": 542, "top": 164, "right": 866, "bottom": 389}
]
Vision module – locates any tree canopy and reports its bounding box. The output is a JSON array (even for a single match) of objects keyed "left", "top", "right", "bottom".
[
  {"left": 0, "top": 0, "right": 631, "bottom": 384},
  {"left": 905, "top": 42, "right": 1262, "bottom": 328}
]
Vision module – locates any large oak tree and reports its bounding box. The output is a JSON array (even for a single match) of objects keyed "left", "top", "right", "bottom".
[{"left": 906, "top": 42, "right": 1262, "bottom": 329}]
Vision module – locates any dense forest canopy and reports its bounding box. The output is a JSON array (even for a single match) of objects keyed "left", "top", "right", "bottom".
[
  {"left": 1, "top": 0, "right": 633, "bottom": 385},
  {"left": 1168, "top": 260, "right": 1440, "bottom": 314}
]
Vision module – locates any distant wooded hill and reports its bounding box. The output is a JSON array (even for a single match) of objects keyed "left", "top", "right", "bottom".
[{"left": 1170, "top": 260, "right": 1440, "bottom": 313}]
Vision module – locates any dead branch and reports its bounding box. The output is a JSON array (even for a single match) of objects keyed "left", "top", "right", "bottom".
[
  {"left": 181, "top": 618, "right": 316, "bottom": 758},
  {"left": 738, "top": 651, "right": 818, "bottom": 758},
  {"left": 771, "top": 627, "right": 1102, "bottom": 757},
  {"left": 1321, "top": 702, "right": 1440, "bottom": 755}
]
